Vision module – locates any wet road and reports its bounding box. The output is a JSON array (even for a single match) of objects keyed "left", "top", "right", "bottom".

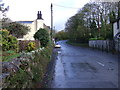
[{"left": 51, "top": 40, "right": 118, "bottom": 88}]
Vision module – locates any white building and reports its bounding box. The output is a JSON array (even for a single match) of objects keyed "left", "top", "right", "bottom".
[
  {"left": 113, "top": 18, "right": 120, "bottom": 38},
  {"left": 17, "top": 11, "right": 50, "bottom": 40}
]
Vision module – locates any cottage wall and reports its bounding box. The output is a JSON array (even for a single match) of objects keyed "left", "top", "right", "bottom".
[
  {"left": 36, "top": 19, "right": 44, "bottom": 30},
  {"left": 23, "top": 21, "right": 35, "bottom": 40},
  {"left": 113, "top": 19, "right": 120, "bottom": 37},
  {"left": 17, "top": 11, "right": 45, "bottom": 40}
]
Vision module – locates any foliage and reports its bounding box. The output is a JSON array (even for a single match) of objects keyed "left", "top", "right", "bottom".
[
  {"left": 0, "top": 29, "right": 19, "bottom": 51},
  {"left": 7, "top": 68, "right": 31, "bottom": 88},
  {"left": 0, "top": 1, "right": 9, "bottom": 21},
  {"left": 4, "top": 44, "right": 53, "bottom": 88},
  {"left": 65, "top": 2, "right": 119, "bottom": 43},
  {"left": 97, "top": 37, "right": 105, "bottom": 40},
  {"left": 6, "top": 50, "right": 15, "bottom": 54},
  {"left": 109, "top": 11, "right": 116, "bottom": 23},
  {"left": 89, "top": 38, "right": 98, "bottom": 40},
  {"left": 18, "top": 40, "right": 39, "bottom": 52},
  {"left": 2, "top": 50, "right": 20, "bottom": 62},
  {"left": 65, "top": 14, "right": 90, "bottom": 43},
  {"left": 105, "top": 24, "right": 113, "bottom": 40},
  {"left": 2, "top": 22, "right": 30, "bottom": 38},
  {"left": 66, "top": 40, "right": 89, "bottom": 47},
  {"left": 54, "top": 30, "right": 68, "bottom": 41},
  {"left": 34, "top": 28, "right": 49, "bottom": 47},
  {"left": 89, "top": 37, "right": 104, "bottom": 40},
  {"left": 27, "top": 42, "right": 36, "bottom": 52},
  {"left": 90, "top": 20, "right": 98, "bottom": 38}
]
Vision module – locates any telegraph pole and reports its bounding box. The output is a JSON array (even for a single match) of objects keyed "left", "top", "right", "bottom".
[
  {"left": 118, "top": 1, "right": 120, "bottom": 18},
  {"left": 51, "top": 3, "right": 53, "bottom": 39}
]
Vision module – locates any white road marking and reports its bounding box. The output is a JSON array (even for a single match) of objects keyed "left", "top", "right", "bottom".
[{"left": 97, "top": 62, "right": 105, "bottom": 66}]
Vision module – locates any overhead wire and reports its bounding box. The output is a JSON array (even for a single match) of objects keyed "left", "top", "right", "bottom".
[{"left": 52, "top": 3, "right": 80, "bottom": 9}]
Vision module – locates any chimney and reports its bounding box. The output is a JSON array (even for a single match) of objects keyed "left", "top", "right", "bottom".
[
  {"left": 37, "top": 11, "right": 43, "bottom": 20},
  {"left": 37, "top": 11, "right": 40, "bottom": 19},
  {"left": 39, "top": 11, "right": 43, "bottom": 19}
]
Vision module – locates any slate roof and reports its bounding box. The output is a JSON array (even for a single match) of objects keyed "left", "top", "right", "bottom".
[{"left": 17, "top": 21, "right": 33, "bottom": 24}]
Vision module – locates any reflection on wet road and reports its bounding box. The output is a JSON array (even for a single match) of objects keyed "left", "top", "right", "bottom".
[{"left": 51, "top": 40, "right": 118, "bottom": 88}]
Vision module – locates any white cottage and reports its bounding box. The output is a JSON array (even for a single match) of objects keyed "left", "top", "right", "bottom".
[
  {"left": 113, "top": 17, "right": 120, "bottom": 38},
  {"left": 17, "top": 11, "right": 49, "bottom": 40}
]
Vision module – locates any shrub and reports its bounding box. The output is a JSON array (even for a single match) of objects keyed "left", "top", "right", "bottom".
[
  {"left": 6, "top": 50, "right": 15, "bottom": 54},
  {"left": 34, "top": 28, "right": 49, "bottom": 47},
  {"left": 8, "top": 35, "right": 18, "bottom": 50},
  {"left": 0, "top": 29, "right": 9, "bottom": 37},
  {"left": 7, "top": 68, "right": 30, "bottom": 88},
  {"left": 27, "top": 42, "right": 36, "bottom": 52},
  {"left": 0, "top": 34, "right": 2, "bottom": 47},
  {"left": 89, "top": 37, "right": 104, "bottom": 40},
  {"left": 89, "top": 38, "right": 97, "bottom": 40},
  {"left": 0, "top": 29, "right": 18, "bottom": 51},
  {"left": 3, "top": 44, "right": 53, "bottom": 88},
  {"left": 97, "top": 37, "right": 104, "bottom": 40},
  {"left": 54, "top": 30, "right": 68, "bottom": 41},
  {"left": 2, "top": 22, "right": 30, "bottom": 38}
]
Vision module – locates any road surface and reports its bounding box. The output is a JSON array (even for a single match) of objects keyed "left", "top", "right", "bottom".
[{"left": 51, "top": 40, "right": 119, "bottom": 88}]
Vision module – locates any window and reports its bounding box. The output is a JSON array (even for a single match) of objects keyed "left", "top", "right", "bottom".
[{"left": 117, "top": 34, "right": 120, "bottom": 39}]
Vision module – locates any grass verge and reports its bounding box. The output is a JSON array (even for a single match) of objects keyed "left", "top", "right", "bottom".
[{"left": 66, "top": 40, "right": 89, "bottom": 48}]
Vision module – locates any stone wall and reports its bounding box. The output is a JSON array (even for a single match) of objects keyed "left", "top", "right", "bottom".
[
  {"left": 2, "top": 45, "right": 53, "bottom": 88},
  {"left": 18, "top": 40, "right": 40, "bottom": 52},
  {"left": 89, "top": 40, "right": 120, "bottom": 52}
]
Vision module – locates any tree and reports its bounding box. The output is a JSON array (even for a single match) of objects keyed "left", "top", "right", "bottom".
[
  {"left": 34, "top": 28, "right": 49, "bottom": 47},
  {"left": 109, "top": 11, "right": 116, "bottom": 23},
  {"left": 0, "top": 3, "right": 28, "bottom": 38},
  {"left": 2, "top": 22, "right": 30, "bottom": 38},
  {"left": 0, "top": 1, "right": 9, "bottom": 20},
  {"left": 65, "top": 14, "right": 81, "bottom": 42},
  {"left": 65, "top": 2, "right": 118, "bottom": 42},
  {"left": 54, "top": 30, "right": 68, "bottom": 41},
  {"left": 90, "top": 19, "right": 98, "bottom": 38}
]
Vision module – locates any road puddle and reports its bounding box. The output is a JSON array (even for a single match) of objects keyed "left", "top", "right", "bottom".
[{"left": 51, "top": 49, "right": 66, "bottom": 88}]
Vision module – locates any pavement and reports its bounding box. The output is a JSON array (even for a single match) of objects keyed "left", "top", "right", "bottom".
[{"left": 51, "top": 40, "right": 119, "bottom": 88}]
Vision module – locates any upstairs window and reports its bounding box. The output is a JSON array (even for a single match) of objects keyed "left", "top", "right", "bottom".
[{"left": 117, "top": 34, "right": 120, "bottom": 39}]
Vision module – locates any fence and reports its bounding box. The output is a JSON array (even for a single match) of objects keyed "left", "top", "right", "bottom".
[{"left": 89, "top": 40, "right": 120, "bottom": 53}]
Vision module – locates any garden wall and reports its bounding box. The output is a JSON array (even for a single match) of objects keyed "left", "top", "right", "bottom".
[
  {"left": 18, "top": 40, "right": 40, "bottom": 52},
  {"left": 2, "top": 44, "right": 53, "bottom": 88},
  {"left": 89, "top": 40, "right": 120, "bottom": 52}
]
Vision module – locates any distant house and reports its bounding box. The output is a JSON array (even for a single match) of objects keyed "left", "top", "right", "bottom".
[
  {"left": 113, "top": 17, "right": 120, "bottom": 39},
  {"left": 17, "top": 11, "right": 50, "bottom": 40}
]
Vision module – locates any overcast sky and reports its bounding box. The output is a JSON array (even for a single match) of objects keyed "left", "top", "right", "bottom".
[{"left": 2, "top": 0, "right": 91, "bottom": 31}]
